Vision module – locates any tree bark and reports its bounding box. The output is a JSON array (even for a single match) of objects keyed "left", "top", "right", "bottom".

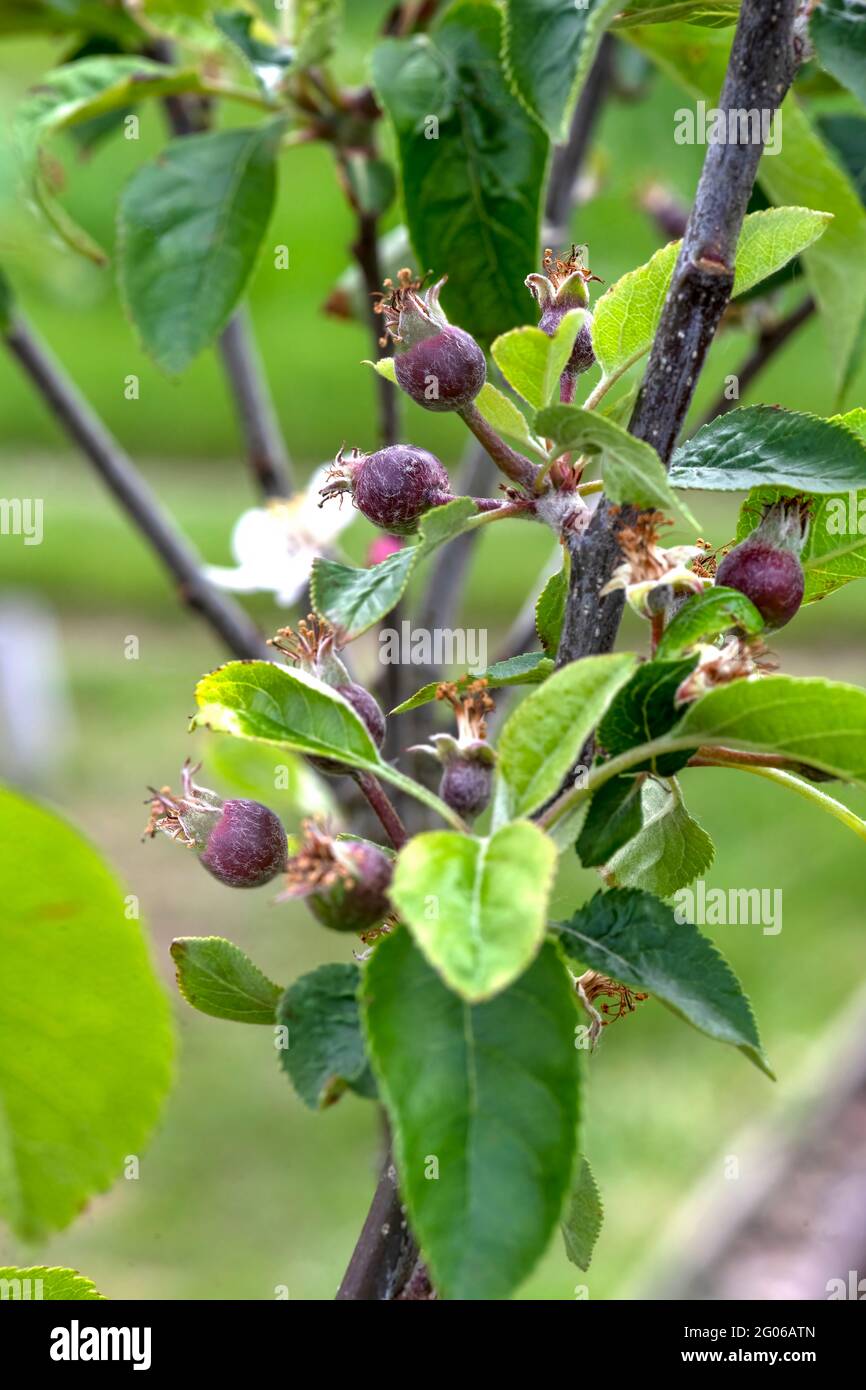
[{"left": 557, "top": 0, "right": 801, "bottom": 669}]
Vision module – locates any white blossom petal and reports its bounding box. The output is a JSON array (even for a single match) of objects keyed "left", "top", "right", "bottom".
[{"left": 205, "top": 469, "right": 353, "bottom": 606}]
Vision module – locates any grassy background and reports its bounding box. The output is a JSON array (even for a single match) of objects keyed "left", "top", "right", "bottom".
[{"left": 1, "top": 5, "right": 865, "bottom": 1300}]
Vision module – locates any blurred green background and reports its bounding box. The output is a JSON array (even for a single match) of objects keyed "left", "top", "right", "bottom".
[{"left": 1, "top": 3, "right": 865, "bottom": 1300}]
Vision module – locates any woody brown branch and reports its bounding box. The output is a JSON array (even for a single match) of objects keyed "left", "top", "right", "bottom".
[{"left": 556, "top": 0, "right": 802, "bottom": 668}]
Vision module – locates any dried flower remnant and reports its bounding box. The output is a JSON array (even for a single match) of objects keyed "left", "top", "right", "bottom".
[
  {"left": 526, "top": 244, "right": 602, "bottom": 395},
  {"left": 270, "top": 616, "right": 386, "bottom": 758},
  {"left": 577, "top": 969, "right": 649, "bottom": 1047},
  {"left": 602, "top": 509, "right": 708, "bottom": 618},
  {"left": 376, "top": 267, "right": 486, "bottom": 412},
  {"left": 409, "top": 679, "right": 496, "bottom": 820},
  {"left": 279, "top": 818, "right": 393, "bottom": 934},
  {"left": 675, "top": 635, "right": 776, "bottom": 705}
]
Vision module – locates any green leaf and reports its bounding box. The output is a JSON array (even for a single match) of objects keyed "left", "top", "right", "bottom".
[
  {"left": 415, "top": 495, "right": 478, "bottom": 549},
  {"left": 599, "top": 381, "right": 639, "bottom": 427},
  {"left": 534, "top": 404, "right": 700, "bottom": 528},
  {"left": 491, "top": 311, "right": 586, "bottom": 409},
  {"left": 597, "top": 674, "right": 866, "bottom": 785},
  {"left": 311, "top": 498, "right": 477, "bottom": 639},
  {"left": 117, "top": 121, "right": 284, "bottom": 374},
  {"left": 598, "top": 657, "right": 697, "bottom": 776},
  {"left": 342, "top": 154, "right": 396, "bottom": 219},
  {"left": 214, "top": 9, "right": 296, "bottom": 93},
  {"left": 295, "top": 0, "right": 342, "bottom": 68},
  {"left": 737, "top": 483, "right": 866, "bottom": 603},
  {"left": 576, "top": 775, "right": 644, "bottom": 867},
  {"left": 819, "top": 114, "right": 866, "bottom": 204},
  {"left": 674, "top": 674, "right": 866, "bottom": 784},
  {"left": 837, "top": 406, "right": 866, "bottom": 441},
  {"left": 390, "top": 651, "right": 553, "bottom": 715},
  {"left": 365, "top": 355, "right": 397, "bottom": 383},
  {"left": 561, "top": 1157, "right": 603, "bottom": 1273},
  {"left": 605, "top": 778, "right": 715, "bottom": 895},
  {"left": 811, "top": 1, "right": 866, "bottom": 109},
  {"left": 312, "top": 547, "right": 416, "bottom": 641},
  {"left": 372, "top": 2, "right": 548, "bottom": 342},
  {"left": 475, "top": 382, "right": 547, "bottom": 457},
  {"left": 496, "top": 653, "right": 638, "bottom": 819},
  {"left": 277, "top": 964, "right": 376, "bottom": 1110},
  {"left": 14, "top": 55, "right": 201, "bottom": 263},
  {"left": 614, "top": 0, "right": 740, "bottom": 25},
  {"left": 558, "top": 888, "right": 771, "bottom": 1075},
  {"left": 0, "top": 1, "right": 141, "bottom": 42},
  {"left": 732, "top": 207, "right": 833, "bottom": 296},
  {"left": 192, "top": 659, "right": 462, "bottom": 827},
  {"left": 193, "top": 660, "right": 382, "bottom": 769},
  {"left": 0, "top": 1266, "right": 104, "bottom": 1300},
  {"left": 0, "top": 787, "right": 174, "bottom": 1239},
  {"left": 535, "top": 553, "right": 570, "bottom": 654},
  {"left": 502, "top": 0, "right": 621, "bottom": 140},
  {"left": 363, "top": 930, "right": 580, "bottom": 1300},
  {"left": 206, "top": 730, "right": 333, "bottom": 818},
  {"left": 170, "top": 936, "right": 281, "bottom": 1024},
  {"left": 669, "top": 406, "right": 866, "bottom": 493},
  {"left": 390, "top": 821, "right": 557, "bottom": 1001},
  {"left": 630, "top": 22, "right": 866, "bottom": 393},
  {"left": 655, "top": 586, "right": 764, "bottom": 660},
  {"left": 14, "top": 55, "right": 188, "bottom": 162},
  {"left": 590, "top": 207, "right": 831, "bottom": 380},
  {"left": 135, "top": 0, "right": 234, "bottom": 47}
]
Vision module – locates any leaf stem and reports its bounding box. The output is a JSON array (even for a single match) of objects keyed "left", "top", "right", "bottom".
[
  {"left": 196, "top": 78, "right": 281, "bottom": 112},
  {"left": 583, "top": 363, "right": 635, "bottom": 412},
  {"left": 541, "top": 733, "right": 858, "bottom": 840},
  {"left": 690, "top": 761, "right": 866, "bottom": 844}
]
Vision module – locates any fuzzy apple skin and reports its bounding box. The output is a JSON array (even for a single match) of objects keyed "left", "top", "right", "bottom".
[
  {"left": 199, "top": 799, "right": 288, "bottom": 888},
  {"left": 440, "top": 760, "right": 492, "bottom": 820},
  {"left": 395, "top": 327, "right": 486, "bottom": 412},
  {"left": 538, "top": 305, "right": 596, "bottom": 375},
  {"left": 306, "top": 842, "right": 393, "bottom": 933},
  {"left": 340, "top": 683, "right": 386, "bottom": 748},
  {"left": 353, "top": 445, "right": 452, "bottom": 535},
  {"left": 715, "top": 541, "right": 805, "bottom": 629}
]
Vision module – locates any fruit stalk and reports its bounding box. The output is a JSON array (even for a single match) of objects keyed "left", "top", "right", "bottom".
[
  {"left": 458, "top": 403, "right": 539, "bottom": 490},
  {"left": 354, "top": 772, "right": 408, "bottom": 850}
]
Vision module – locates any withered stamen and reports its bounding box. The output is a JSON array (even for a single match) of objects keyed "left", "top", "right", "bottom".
[{"left": 436, "top": 677, "right": 494, "bottom": 741}]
